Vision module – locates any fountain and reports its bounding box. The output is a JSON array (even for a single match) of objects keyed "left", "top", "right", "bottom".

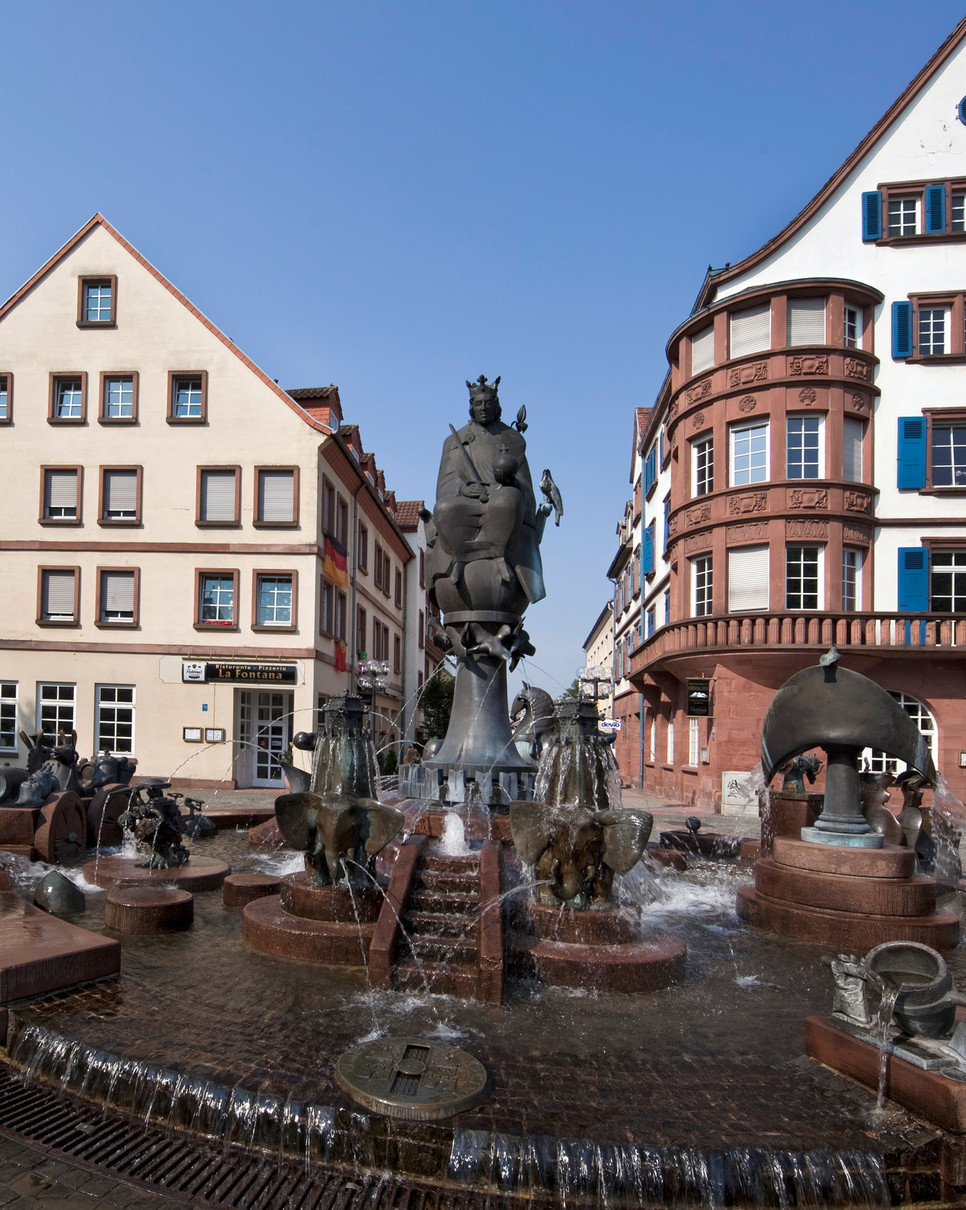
[{"left": 737, "top": 649, "right": 959, "bottom": 951}]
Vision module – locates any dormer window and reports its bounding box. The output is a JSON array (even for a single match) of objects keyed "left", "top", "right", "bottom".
[{"left": 77, "top": 276, "right": 116, "bottom": 327}]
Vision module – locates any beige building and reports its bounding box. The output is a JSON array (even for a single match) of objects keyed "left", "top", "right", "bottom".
[{"left": 0, "top": 215, "right": 414, "bottom": 788}]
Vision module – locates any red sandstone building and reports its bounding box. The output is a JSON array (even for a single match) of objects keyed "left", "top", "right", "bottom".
[{"left": 611, "top": 21, "right": 966, "bottom": 808}]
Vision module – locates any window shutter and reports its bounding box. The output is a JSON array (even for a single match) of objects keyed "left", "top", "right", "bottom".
[
  {"left": 862, "top": 190, "right": 882, "bottom": 241},
  {"left": 643, "top": 523, "right": 655, "bottom": 576},
  {"left": 690, "top": 324, "right": 714, "bottom": 375},
  {"left": 258, "top": 471, "right": 294, "bottom": 522},
  {"left": 787, "top": 298, "right": 826, "bottom": 346},
  {"left": 103, "top": 572, "right": 134, "bottom": 612},
  {"left": 728, "top": 545, "right": 769, "bottom": 612},
  {"left": 202, "top": 471, "right": 236, "bottom": 521},
  {"left": 842, "top": 418, "right": 864, "bottom": 482},
  {"left": 730, "top": 304, "right": 771, "bottom": 358},
  {"left": 45, "top": 571, "right": 75, "bottom": 617},
  {"left": 925, "top": 184, "right": 946, "bottom": 234},
  {"left": 897, "top": 417, "right": 926, "bottom": 489},
  {"left": 892, "top": 301, "right": 913, "bottom": 358},
  {"left": 644, "top": 447, "right": 657, "bottom": 494},
  {"left": 46, "top": 470, "right": 76, "bottom": 511},
  {"left": 897, "top": 548, "right": 929, "bottom": 612},
  {"left": 104, "top": 471, "right": 137, "bottom": 513}
]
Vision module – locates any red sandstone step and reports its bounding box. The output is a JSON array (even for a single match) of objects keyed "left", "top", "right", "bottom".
[
  {"left": 104, "top": 887, "right": 194, "bottom": 934},
  {"left": 404, "top": 935, "right": 477, "bottom": 964},
  {"left": 736, "top": 884, "right": 960, "bottom": 950},
  {"left": 409, "top": 889, "right": 478, "bottom": 914},
  {"left": 772, "top": 836, "right": 915, "bottom": 878},
  {"left": 222, "top": 872, "right": 281, "bottom": 907},
  {"left": 403, "top": 910, "right": 478, "bottom": 939},
  {"left": 394, "top": 960, "right": 478, "bottom": 998},
  {"left": 754, "top": 857, "right": 937, "bottom": 916},
  {"left": 242, "top": 894, "right": 375, "bottom": 964},
  {"left": 529, "top": 935, "right": 687, "bottom": 995},
  {"left": 417, "top": 870, "right": 480, "bottom": 894}
]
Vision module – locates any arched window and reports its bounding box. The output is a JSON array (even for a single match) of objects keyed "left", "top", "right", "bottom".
[{"left": 862, "top": 691, "right": 937, "bottom": 775}]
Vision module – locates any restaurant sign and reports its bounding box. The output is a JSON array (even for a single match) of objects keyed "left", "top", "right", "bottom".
[{"left": 182, "top": 661, "right": 297, "bottom": 685}]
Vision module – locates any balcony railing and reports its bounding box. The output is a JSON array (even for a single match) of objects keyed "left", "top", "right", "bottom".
[{"left": 634, "top": 611, "right": 966, "bottom": 668}]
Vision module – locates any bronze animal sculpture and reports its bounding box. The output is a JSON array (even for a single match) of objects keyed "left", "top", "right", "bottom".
[
  {"left": 118, "top": 780, "right": 189, "bottom": 869},
  {"left": 510, "top": 683, "right": 557, "bottom": 761},
  {"left": 275, "top": 791, "right": 404, "bottom": 889}
]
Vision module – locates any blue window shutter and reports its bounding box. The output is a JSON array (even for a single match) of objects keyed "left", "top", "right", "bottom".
[
  {"left": 862, "top": 190, "right": 882, "bottom": 241},
  {"left": 898, "top": 547, "right": 929, "bottom": 612},
  {"left": 643, "top": 522, "right": 655, "bottom": 575},
  {"left": 897, "top": 416, "right": 926, "bottom": 489},
  {"left": 925, "top": 184, "right": 946, "bottom": 233},
  {"left": 892, "top": 301, "right": 913, "bottom": 358},
  {"left": 663, "top": 497, "right": 670, "bottom": 550},
  {"left": 644, "top": 447, "right": 657, "bottom": 494}
]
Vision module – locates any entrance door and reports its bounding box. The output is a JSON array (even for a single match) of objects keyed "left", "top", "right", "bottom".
[{"left": 237, "top": 690, "right": 292, "bottom": 788}]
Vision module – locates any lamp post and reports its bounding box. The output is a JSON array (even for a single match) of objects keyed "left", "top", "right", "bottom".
[
  {"left": 356, "top": 659, "right": 390, "bottom": 709},
  {"left": 578, "top": 664, "right": 613, "bottom": 707}
]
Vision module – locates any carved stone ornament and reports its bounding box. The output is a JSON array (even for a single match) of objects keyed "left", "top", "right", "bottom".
[
  {"left": 728, "top": 492, "right": 768, "bottom": 516},
  {"left": 845, "top": 358, "right": 871, "bottom": 380},
  {"left": 738, "top": 395, "right": 757, "bottom": 413},
  {"left": 842, "top": 524, "right": 871, "bottom": 545},
  {"left": 788, "top": 488, "right": 828, "bottom": 510},
  {"left": 729, "top": 361, "right": 768, "bottom": 387},
  {"left": 844, "top": 490, "right": 872, "bottom": 512},
  {"left": 667, "top": 514, "right": 681, "bottom": 537},
  {"left": 786, "top": 519, "right": 829, "bottom": 540},
  {"left": 850, "top": 393, "right": 868, "bottom": 413},
  {"left": 667, "top": 400, "right": 679, "bottom": 421},
  {"left": 687, "top": 503, "right": 711, "bottom": 526},
  {"left": 789, "top": 355, "right": 829, "bottom": 376},
  {"left": 691, "top": 411, "right": 706, "bottom": 430},
  {"left": 685, "top": 532, "right": 712, "bottom": 553},
  {"left": 798, "top": 387, "right": 817, "bottom": 405},
  {"left": 726, "top": 522, "right": 768, "bottom": 543},
  {"left": 686, "top": 379, "right": 711, "bottom": 404}
]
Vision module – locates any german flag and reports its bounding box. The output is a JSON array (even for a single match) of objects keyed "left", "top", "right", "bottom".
[
  {"left": 334, "top": 641, "right": 347, "bottom": 672},
  {"left": 323, "top": 537, "right": 349, "bottom": 587}
]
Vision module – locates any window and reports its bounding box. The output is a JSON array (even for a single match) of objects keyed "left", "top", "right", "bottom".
[
  {"left": 786, "top": 415, "right": 823, "bottom": 479},
  {"left": 418, "top": 609, "right": 425, "bottom": 649},
  {"left": 728, "top": 546, "right": 769, "bottom": 612},
  {"left": 98, "top": 569, "right": 138, "bottom": 625},
  {"left": 664, "top": 588, "right": 671, "bottom": 626},
  {"left": 0, "top": 683, "right": 16, "bottom": 752},
  {"left": 692, "top": 435, "right": 713, "bottom": 497},
  {"left": 357, "top": 606, "right": 367, "bottom": 658},
  {"left": 38, "top": 683, "right": 75, "bottom": 737},
  {"left": 337, "top": 498, "right": 349, "bottom": 547},
  {"left": 38, "top": 568, "right": 79, "bottom": 625},
  {"left": 255, "top": 468, "right": 298, "bottom": 525},
  {"left": 395, "top": 568, "right": 403, "bottom": 608},
  {"left": 690, "top": 324, "right": 714, "bottom": 376},
  {"left": 99, "top": 373, "right": 137, "bottom": 422},
  {"left": 393, "top": 633, "right": 401, "bottom": 674},
  {"left": 931, "top": 422, "right": 966, "bottom": 487},
  {"left": 373, "top": 619, "right": 390, "bottom": 662},
  {"left": 321, "top": 579, "right": 334, "bottom": 634},
  {"left": 197, "top": 571, "right": 237, "bottom": 627},
  {"left": 41, "top": 467, "right": 81, "bottom": 523},
  {"left": 419, "top": 550, "right": 425, "bottom": 590},
  {"left": 663, "top": 495, "right": 671, "bottom": 551},
  {"left": 931, "top": 551, "right": 966, "bottom": 612},
  {"left": 730, "top": 304, "right": 770, "bottom": 358},
  {"left": 198, "top": 467, "right": 240, "bottom": 524},
  {"left": 730, "top": 421, "right": 768, "bottom": 486},
  {"left": 844, "top": 305, "right": 863, "bottom": 349},
  {"left": 643, "top": 446, "right": 657, "bottom": 496},
  {"left": 888, "top": 196, "right": 919, "bottom": 236},
  {"left": 954, "top": 192, "right": 966, "bottom": 233},
  {"left": 688, "top": 717, "right": 700, "bottom": 766},
  {"left": 335, "top": 591, "right": 347, "bottom": 640},
  {"left": 254, "top": 572, "right": 295, "bottom": 629},
  {"left": 691, "top": 554, "right": 713, "bottom": 617},
  {"left": 358, "top": 524, "right": 369, "bottom": 572},
  {"left": 96, "top": 685, "right": 134, "bottom": 755},
  {"left": 646, "top": 606, "right": 655, "bottom": 637},
  {"left": 666, "top": 715, "right": 674, "bottom": 765},
  {"left": 842, "top": 418, "right": 864, "bottom": 482},
  {"left": 898, "top": 413, "right": 966, "bottom": 490},
  {"left": 0, "top": 373, "right": 11, "bottom": 423},
  {"left": 50, "top": 374, "right": 86, "bottom": 422},
  {"left": 786, "top": 298, "right": 826, "bottom": 346},
  {"left": 786, "top": 546, "right": 822, "bottom": 610},
  {"left": 842, "top": 548, "right": 863, "bottom": 611},
  {"left": 919, "top": 306, "right": 949, "bottom": 356},
  {"left": 100, "top": 468, "right": 140, "bottom": 523},
  {"left": 865, "top": 179, "right": 966, "bottom": 242},
  {"left": 168, "top": 372, "right": 207, "bottom": 422},
  {"left": 77, "top": 276, "right": 116, "bottom": 326},
  {"left": 893, "top": 294, "right": 966, "bottom": 359}
]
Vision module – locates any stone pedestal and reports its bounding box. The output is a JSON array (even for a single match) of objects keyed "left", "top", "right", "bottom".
[
  {"left": 222, "top": 872, "right": 281, "bottom": 907},
  {"left": 105, "top": 887, "right": 194, "bottom": 934},
  {"left": 83, "top": 855, "right": 230, "bottom": 892},
  {"left": 242, "top": 873, "right": 382, "bottom": 965}
]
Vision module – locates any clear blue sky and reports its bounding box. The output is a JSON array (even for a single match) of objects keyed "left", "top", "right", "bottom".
[{"left": 2, "top": 1, "right": 964, "bottom": 697}]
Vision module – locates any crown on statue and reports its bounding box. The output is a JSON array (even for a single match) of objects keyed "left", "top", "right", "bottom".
[{"left": 466, "top": 374, "right": 501, "bottom": 405}]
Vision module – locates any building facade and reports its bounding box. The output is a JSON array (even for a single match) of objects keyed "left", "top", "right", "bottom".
[
  {"left": 0, "top": 216, "right": 415, "bottom": 788},
  {"left": 623, "top": 21, "right": 966, "bottom": 807}
]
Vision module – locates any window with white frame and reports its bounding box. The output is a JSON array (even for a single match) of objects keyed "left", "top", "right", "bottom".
[
  {"left": 888, "top": 196, "right": 919, "bottom": 236},
  {"left": 198, "top": 573, "right": 235, "bottom": 625},
  {"left": 931, "top": 423, "right": 966, "bottom": 487},
  {"left": 79, "top": 278, "right": 114, "bottom": 324},
  {"left": 666, "top": 715, "right": 674, "bottom": 765},
  {"left": 688, "top": 717, "right": 700, "bottom": 766},
  {"left": 0, "top": 683, "right": 16, "bottom": 752},
  {"left": 0, "top": 374, "right": 9, "bottom": 421},
  {"left": 844, "top": 305, "right": 863, "bottom": 349},
  {"left": 38, "top": 683, "right": 75, "bottom": 737},
  {"left": 649, "top": 717, "right": 656, "bottom": 763},
  {"left": 786, "top": 415, "right": 823, "bottom": 479},
  {"left": 256, "top": 574, "right": 293, "bottom": 627},
  {"left": 918, "top": 306, "right": 949, "bottom": 356},
  {"left": 692, "top": 434, "right": 713, "bottom": 497},
  {"left": 730, "top": 421, "right": 768, "bottom": 486},
  {"left": 728, "top": 545, "right": 769, "bottom": 612},
  {"left": 786, "top": 545, "right": 822, "bottom": 610},
  {"left": 170, "top": 375, "right": 205, "bottom": 420},
  {"left": 730, "top": 303, "right": 771, "bottom": 358},
  {"left": 954, "top": 192, "right": 966, "bottom": 233},
  {"left": 102, "top": 375, "right": 135, "bottom": 420},
  {"left": 786, "top": 298, "right": 826, "bottom": 346},
  {"left": 931, "top": 551, "right": 966, "bottom": 612},
  {"left": 691, "top": 554, "right": 713, "bottom": 617},
  {"left": 95, "top": 685, "right": 134, "bottom": 755},
  {"left": 842, "top": 417, "right": 864, "bottom": 482},
  {"left": 53, "top": 377, "right": 84, "bottom": 420},
  {"left": 690, "top": 324, "right": 714, "bottom": 375},
  {"left": 842, "top": 547, "right": 863, "bottom": 611}
]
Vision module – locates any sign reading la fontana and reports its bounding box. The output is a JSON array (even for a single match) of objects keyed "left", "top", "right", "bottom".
[{"left": 182, "top": 661, "right": 297, "bottom": 685}]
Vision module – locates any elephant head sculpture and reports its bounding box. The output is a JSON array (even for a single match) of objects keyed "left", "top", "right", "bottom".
[
  {"left": 275, "top": 791, "right": 404, "bottom": 888},
  {"left": 509, "top": 801, "right": 653, "bottom": 908}
]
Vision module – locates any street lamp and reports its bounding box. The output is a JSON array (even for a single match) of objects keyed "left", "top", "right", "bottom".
[
  {"left": 578, "top": 663, "right": 613, "bottom": 703},
  {"left": 356, "top": 659, "right": 390, "bottom": 707}
]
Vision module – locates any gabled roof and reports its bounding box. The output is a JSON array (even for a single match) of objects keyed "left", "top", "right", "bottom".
[
  {"left": 0, "top": 214, "right": 333, "bottom": 435},
  {"left": 695, "top": 17, "right": 966, "bottom": 309},
  {"left": 394, "top": 500, "right": 425, "bottom": 530}
]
